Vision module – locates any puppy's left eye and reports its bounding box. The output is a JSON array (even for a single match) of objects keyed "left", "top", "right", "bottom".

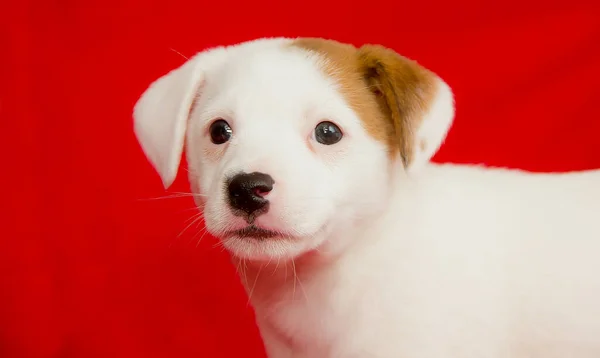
[
  {"left": 209, "top": 119, "right": 233, "bottom": 144},
  {"left": 314, "top": 121, "right": 343, "bottom": 145}
]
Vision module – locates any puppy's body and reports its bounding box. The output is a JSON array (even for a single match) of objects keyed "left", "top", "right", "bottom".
[
  {"left": 133, "top": 37, "right": 600, "bottom": 357},
  {"left": 249, "top": 165, "right": 600, "bottom": 358}
]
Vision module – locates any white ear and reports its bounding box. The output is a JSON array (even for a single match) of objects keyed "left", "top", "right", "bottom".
[
  {"left": 133, "top": 56, "right": 205, "bottom": 188},
  {"left": 407, "top": 78, "right": 455, "bottom": 174}
]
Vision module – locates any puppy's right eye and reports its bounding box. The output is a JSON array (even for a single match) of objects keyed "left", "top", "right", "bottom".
[
  {"left": 209, "top": 119, "right": 233, "bottom": 144},
  {"left": 314, "top": 121, "right": 343, "bottom": 145}
]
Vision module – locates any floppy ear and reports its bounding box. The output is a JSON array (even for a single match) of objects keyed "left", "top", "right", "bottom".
[
  {"left": 357, "top": 44, "right": 455, "bottom": 173},
  {"left": 133, "top": 55, "right": 205, "bottom": 188}
]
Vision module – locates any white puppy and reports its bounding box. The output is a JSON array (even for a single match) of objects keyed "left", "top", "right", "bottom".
[{"left": 133, "top": 37, "right": 600, "bottom": 357}]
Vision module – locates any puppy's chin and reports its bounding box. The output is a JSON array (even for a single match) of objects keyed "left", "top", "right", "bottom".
[
  {"left": 216, "top": 230, "right": 320, "bottom": 262},
  {"left": 219, "top": 235, "right": 320, "bottom": 262}
]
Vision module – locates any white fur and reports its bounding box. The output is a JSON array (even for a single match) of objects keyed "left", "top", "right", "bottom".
[{"left": 133, "top": 38, "right": 600, "bottom": 357}]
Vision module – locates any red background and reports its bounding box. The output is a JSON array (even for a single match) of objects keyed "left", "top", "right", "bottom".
[{"left": 1, "top": 1, "right": 599, "bottom": 357}]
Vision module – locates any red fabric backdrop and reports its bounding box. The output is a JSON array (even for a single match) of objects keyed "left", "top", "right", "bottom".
[{"left": 1, "top": 1, "right": 599, "bottom": 357}]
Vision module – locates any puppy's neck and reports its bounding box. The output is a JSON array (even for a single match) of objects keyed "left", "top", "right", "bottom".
[{"left": 232, "top": 240, "right": 336, "bottom": 281}]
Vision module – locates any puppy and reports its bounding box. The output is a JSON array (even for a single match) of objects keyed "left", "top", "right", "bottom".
[{"left": 133, "top": 37, "right": 600, "bottom": 357}]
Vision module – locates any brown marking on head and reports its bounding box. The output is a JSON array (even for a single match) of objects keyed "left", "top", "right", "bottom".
[{"left": 291, "top": 38, "right": 438, "bottom": 167}]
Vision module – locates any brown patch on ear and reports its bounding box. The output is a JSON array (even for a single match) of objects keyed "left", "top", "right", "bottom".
[
  {"left": 357, "top": 44, "right": 437, "bottom": 167},
  {"left": 291, "top": 38, "right": 437, "bottom": 167}
]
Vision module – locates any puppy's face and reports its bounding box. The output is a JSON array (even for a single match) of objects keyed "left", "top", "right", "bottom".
[{"left": 134, "top": 38, "right": 454, "bottom": 262}]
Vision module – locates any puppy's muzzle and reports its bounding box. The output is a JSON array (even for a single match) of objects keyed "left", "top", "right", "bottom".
[{"left": 227, "top": 172, "right": 274, "bottom": 222}]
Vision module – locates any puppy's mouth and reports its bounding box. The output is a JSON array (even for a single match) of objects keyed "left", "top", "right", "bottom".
[{"left": 228, "top": 225, "right": 283, "bottom": 240}]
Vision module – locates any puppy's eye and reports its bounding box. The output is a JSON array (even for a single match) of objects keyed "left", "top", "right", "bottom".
[
  {"left": 314, "top": 121, "right": 343, "bottom": 145},
  {"left": 209, "top": 119, "right": 233, "bottom": 144}
]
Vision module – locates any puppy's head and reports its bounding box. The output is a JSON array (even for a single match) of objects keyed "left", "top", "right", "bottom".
[{"left": 134, "top": 38, "right": 454, "bottom": 262}]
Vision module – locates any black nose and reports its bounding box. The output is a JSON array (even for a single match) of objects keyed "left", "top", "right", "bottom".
[{"left": 227, "top": 172, "right": 274, "bottom": 217}]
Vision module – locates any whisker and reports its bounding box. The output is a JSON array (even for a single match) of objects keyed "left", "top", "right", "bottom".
[
  {"left": 176, "top": 206, "right": 202, "bottom": 214},
  {"left": 166, "top": 191, "right": 206, "bottom": 197},
  {"left": 167, "top": 212, "right": 203, "bottom": 248},
  {"left": 182, "top": 211, "right": 203, "bottom": 226},
  {"left": 273, "top": 256, "right": 281, "bottom": 276},
  {"left": 291, "top": 258, "right": 297, "bottom": 300},
  {"left": 137, "top": 195, "right": 191, "bottom": 201},
  {"left": 188, "top": 219, "right": 208, "bottom": 246},
  {"left": 235, "top": 259, "right": 243, "bottom": 283},
  {"left": 242, "top": 259, "right": 249, "bottom": 292},
  {"left": 246, "top": 263, "right": 265, "bottom": 307},
  {"left": 195, "top": 227, "right": 212, "bottom": 248},
  {"left": 164, "top": 191, "right": 207, "bottom": 200},
  {"left": 137, "top": 192, "right": 206, "bottom": 201},
  {"left": 212, "top": 240, "right": 226, "bottom": 250},
  {"left": 177, "top": 212, "right": 204, "bottom": 239},
  {"left": 295, "top": 265, "right": 308, "bottom": 304},
  {"left": 169, "top": 47, "right": 189, "bottom": 60}
]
